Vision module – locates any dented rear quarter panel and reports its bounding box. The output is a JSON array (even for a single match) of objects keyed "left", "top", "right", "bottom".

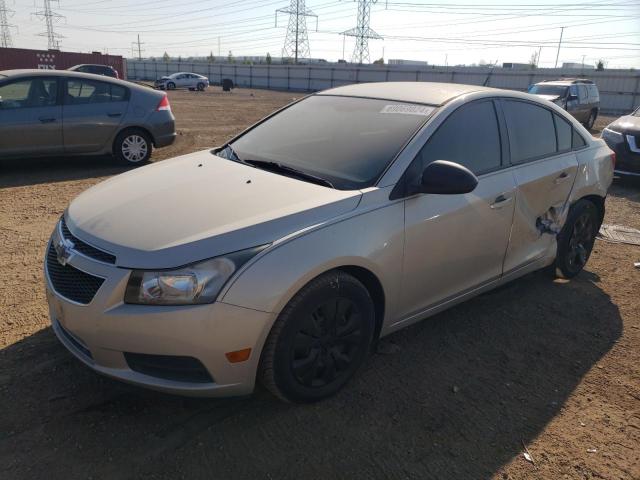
[{"left": 569, "top": 139, "right": 614, "bottom": 205}]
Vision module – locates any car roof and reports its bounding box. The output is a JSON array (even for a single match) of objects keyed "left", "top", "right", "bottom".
[
  {"left": 71, "top": 64, "right": 115, "bottom": 69},
  {"left": 0, "top": 69, "right": 159, "bottom": 95},
  {"left": 317, "top": 82, "right": 498, "bottom": 106}
]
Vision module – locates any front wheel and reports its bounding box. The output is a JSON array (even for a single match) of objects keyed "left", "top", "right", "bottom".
[
  {"left": 166, "top": 81, "right": 176, "bottom": 90},
  {"left": 555, "top": 199, "right": 599, "bottom": 279},
  {"left": 260, "top": 271, "right": 376, "bottom": 403},
  {"left": 197, "top": 82, "right": 205, "bottom": 91},
  {"left": 583, "top": 110, "right": 597, "bottom": 130},
  {"left": 114, "top": 130, "right": 152, "bottom": 165}
]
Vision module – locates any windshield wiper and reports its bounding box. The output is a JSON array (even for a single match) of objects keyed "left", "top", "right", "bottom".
[{"left": 244, "top": 159, "right": 334, "bottom": 189}]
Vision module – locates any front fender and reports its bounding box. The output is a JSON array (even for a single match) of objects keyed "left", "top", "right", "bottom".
[{"left": 219, "top": 200, "right": 405, "bottom": 329}]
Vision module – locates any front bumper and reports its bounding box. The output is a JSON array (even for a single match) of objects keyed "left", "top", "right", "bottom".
[
  {"left": 44, "top": 233, "right": 276, "bottom": 397},
  {"left": 603, "top": 128, "right": 640, "bottom": 175}
]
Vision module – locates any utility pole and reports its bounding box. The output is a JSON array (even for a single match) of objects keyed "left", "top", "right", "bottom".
[
  {"left": 0, "top": 0, "right": 17, "bottom": 48},
  {"left": 537, "top": 46, "right": 542, "bottom": 67},
  {"left": 34, "top": 0, "right": 64, "bottom": 49},
  {"left": 276, "top": 0, "right": 317, "bottom": 64},
  {"left": 554, "top": 26, "right": 564, "bottom": 69},
  {"left": 131, "top": 34, "right": 144, "bottom": 60},
  {"left": 343, "top": 0, "right": 382, "bottom": 64}
]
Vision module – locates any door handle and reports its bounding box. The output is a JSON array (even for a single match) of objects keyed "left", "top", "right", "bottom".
[
  {"left": 554, "top": 171, "right": 570, "bottom": 184},
  {"left": 107, "top": 112, "right": 122, "bottom": 117},
  {"left": 490, "top": 194, "right": 513, "bottom": 209},
  {"left": 39, "top": 117, "right": 56, "bottom": 123}
]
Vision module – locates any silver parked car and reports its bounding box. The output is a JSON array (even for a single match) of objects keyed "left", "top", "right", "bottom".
[
  {"left": 45, "top": 82, "right": 614, "bottom": 402},
  {"left": 155, "top": 72, "right": 209, "bottom": 91},
  {"left": 0, "top": 69, "right": 176, "bottom": 164}
]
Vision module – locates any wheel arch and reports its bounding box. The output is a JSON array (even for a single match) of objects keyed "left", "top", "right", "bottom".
[
  {"left": 112, "top": 125, "right": 156, "bottom": 154},
  {"left": 578, "top": 194, "right": 605, "bottom": 226}
]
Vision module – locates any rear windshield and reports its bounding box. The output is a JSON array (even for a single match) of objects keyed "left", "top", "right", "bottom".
[
  {"left": 226, "top": 95, "right": 434, "bottom": 190},
  {"left": 528, "top": 85, "right": 568, "bottom": 97}
]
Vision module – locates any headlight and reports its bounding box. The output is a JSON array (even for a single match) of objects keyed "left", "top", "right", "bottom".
[{"left": 124, "top": 246, "right": 267, "bottom": 305}]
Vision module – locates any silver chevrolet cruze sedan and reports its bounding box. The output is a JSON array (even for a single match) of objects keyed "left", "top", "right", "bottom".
[{"left": 45, "top": 82, "right": 614, "bottom": 402}]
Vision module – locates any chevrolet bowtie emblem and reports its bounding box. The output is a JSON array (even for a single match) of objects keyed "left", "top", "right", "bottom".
[{"left": 54, "top": 237, "right": 75, "bottom": 266}]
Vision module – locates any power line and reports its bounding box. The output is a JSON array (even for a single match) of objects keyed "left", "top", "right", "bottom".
[
  {"left": 34, "top": 0, "right": 65, "bottom": 49},
  {"left": 276, "top": 0, "right": 317, "bottom": 62},
  {"left": 343, "top": 0, "right": 382, "bottom": 64},
  {"left": 0, "top": 0, "right": 17, "bottom": 48}
]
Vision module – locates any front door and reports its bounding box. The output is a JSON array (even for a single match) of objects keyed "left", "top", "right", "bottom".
[
  {"left": 0, "top": 76, "right": 63, "bottom": 157},
  {"left": 62, "top": 78, "right": 128, "bottom": 154},
  {"left": 399, "top": 100, "right": 516, "bottom": 319},
  {"left": 499, "top": 99, "right": 579, "bottom": 272}
]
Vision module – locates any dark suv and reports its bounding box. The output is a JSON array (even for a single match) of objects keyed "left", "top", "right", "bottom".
[
  {"left": 529, "top": 79, "right": 600, "bottom": 129},
  {"left": 68, "top": 64, "right": 119, "bottom": 79}
]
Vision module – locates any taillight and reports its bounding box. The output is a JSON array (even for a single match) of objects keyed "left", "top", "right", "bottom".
[
  {"left": 610, "top": 151, "right": 616, "bottom": 169},
  {"left": 156, "top": 95, "right": 171, "bottom": 112}
]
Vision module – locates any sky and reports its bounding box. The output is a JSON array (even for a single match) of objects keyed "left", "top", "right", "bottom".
[{"left": 5, "top": 0, "right": 640, "bottom": 68}]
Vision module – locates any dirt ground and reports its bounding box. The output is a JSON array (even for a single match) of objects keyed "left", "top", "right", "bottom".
[{"left": 1, "top": 88, "right": 639, "bottom": 480}]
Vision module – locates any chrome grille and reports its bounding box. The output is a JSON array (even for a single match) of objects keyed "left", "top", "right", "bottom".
[
  {"left": 46, "top": 243, "right": 105, "bottom": 305},
  {"left": 60, "top": 218, "right": 116, "bottom": 264}
]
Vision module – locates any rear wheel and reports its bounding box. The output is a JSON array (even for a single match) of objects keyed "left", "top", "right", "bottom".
[
  {"left": 114, "top": 129, "right": 152, "bottom": 165},
  {"left": 260, "top": 271, "right": 375, "bottom": 403},
  {"left": 555, "top": 199, "right": 599, "bottom": 278}
]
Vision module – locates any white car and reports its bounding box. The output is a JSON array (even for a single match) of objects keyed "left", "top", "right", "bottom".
[{"left": 155, "top": 72, "right": 209, "bottom": 91}]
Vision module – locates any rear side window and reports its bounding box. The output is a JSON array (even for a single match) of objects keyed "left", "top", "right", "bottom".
[
  {"left": 413, "top": 100, "right": 502, "bottom": 175},
  {"left": 503, "top": 100, "right": 556, "bottom": 163},
  {"left": 572, "top": 129, "right": 587, "bottom": 148},
  {"left": 554, "top": 114, "right": 572, "bottom": 152},
  {"left": 578, "top": 85, "right": 588, "bottom": 102},
  {"left": 66, "top": 79, "right": 128, "bottom": 104}
]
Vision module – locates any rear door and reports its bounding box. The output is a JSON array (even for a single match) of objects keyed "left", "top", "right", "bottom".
[
  {"left": 0, "top": 76, "right": 63, "bottom": 157},
  {"left": 62, "top": 77, "right": 129, "bottom": 153},
  {"left": 399, "top": 99, "right": 517, "bottom": 318},
  {"left": 500, "top": 99, "right": 579, "bottom": 273}
]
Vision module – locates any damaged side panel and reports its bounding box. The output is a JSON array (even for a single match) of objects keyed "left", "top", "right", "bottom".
[{"left": 502, "top": 151, "right": 578, "bottom": 273}]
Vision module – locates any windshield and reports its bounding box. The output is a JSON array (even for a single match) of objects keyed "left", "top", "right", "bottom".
[
  {"left": 225, "top": 95, "right": 434, "bottom": 190},
  {"left": 528, "top": 85, "right": 568, "bottom": 97}
]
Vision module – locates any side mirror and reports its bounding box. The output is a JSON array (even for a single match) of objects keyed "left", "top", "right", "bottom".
[
  {"left": 568, "top": 94, "right": 578, "bottom": 101},
  {"left": 418, "top": 160, "right": 479, "bottom": 195}
]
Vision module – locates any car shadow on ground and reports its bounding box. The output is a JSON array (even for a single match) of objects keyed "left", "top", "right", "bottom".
[
  {"left": 0, "top": 156, "right": 135, "bottom": 189},
  {"left": 0, "top": 268, "right": 621, "bottom": 479}
]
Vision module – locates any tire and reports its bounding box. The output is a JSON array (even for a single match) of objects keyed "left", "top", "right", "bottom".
[
  {"left": 197, "top": 82, "right": 205, "bottom": 91},
  {"left": 114, "top": 129, "right": 152, "bottom": 165},
  {"left": 554, "top": 199, "right": 599, "bottom": 279},
  {"left": 166, "top": 82, "right": 176, "bottom": 90},
  {"left": 259, "top": 271, "right": 376, "bottom": 403},
  {"left": 583, "top": 109, "right": 597, "bottom": 130}
]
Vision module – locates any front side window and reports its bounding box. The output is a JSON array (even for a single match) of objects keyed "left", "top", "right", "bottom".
[
  {"left": 0, "top": 77, "right": 58, "bottom": 109},
  {"left": 411, "top": 100, "right": 502, "bottom": 176},
  {"left": 502, "top": 100, "right": 556, "bottom": 163},
  {"left": 578, "top": 85, "right": 588, "bottom": 102},
  {"left": 227, "top": 95, "right": 434, "bottom": 190},
  {"left": 66, "top": 79, "right": 127, "bottom": 105}
]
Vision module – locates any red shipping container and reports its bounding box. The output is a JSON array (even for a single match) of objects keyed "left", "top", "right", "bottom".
[{"left": 0, "top": 47, "right": 127, "bottom": 78}]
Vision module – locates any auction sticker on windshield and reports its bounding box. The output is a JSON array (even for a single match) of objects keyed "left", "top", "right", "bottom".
[{"left": 380, "top": 104, "right": 435, "bottom": 116}]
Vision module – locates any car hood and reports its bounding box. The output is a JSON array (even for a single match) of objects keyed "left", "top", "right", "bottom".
[
  {"left": 533, "top": 94, "right": 562, "bottom": 103},
  {"left": 66, "top": 151, "right": 362, "bottom": 268},
  {"left": 607, "top": 114, "right": 640, "bottom": 134}
]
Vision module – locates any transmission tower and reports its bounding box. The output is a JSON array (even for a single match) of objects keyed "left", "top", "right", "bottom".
[
  {"left": 275, "top": 0, "right": 317, "bottom": 63},
  {"left": 0, "top": 0, "right": 16, "bottom": 48},
  {"left": 34, "top": 0, "right": 64, "bottom": 49},
  {"left": 343, "top": 0, "right": 382, "bottom": 64}
]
